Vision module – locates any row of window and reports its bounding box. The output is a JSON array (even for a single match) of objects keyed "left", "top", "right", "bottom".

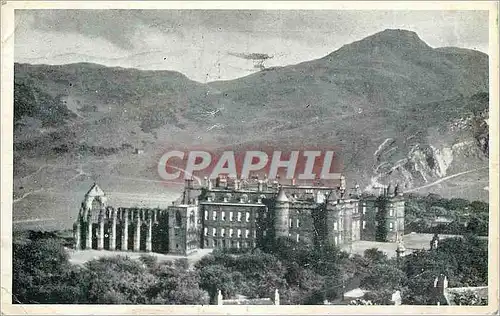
[
  {"left": 204, "top": 210, "right": 254, "bottom": 222},
  {"left": 363, "top": 207, "right": 397, "bottom": 217},
  {"left": 204, "top": 238, "right": 256, "bottom": 249},
  {"left": 358, "top": 220, "right": 397, "bottom": 231},
  {"left": 331, "top": 220, "right": 398, "bottom": 231},
  {"left": 289, "top": 218, "right": 301, "bottom": 228},
  {"left": 207, "top": 193, "right": 267, "bottom": 203},
  {"left": 204, "top": 227, "right": 256, "bottom": 238},
  {"left": 334, "top": 234, "right": 343, "bottom": 245}
]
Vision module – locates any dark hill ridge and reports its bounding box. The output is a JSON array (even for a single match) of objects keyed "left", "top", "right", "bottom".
[{"left": 13, "top": 29, "right": 489, "bottom": 215}]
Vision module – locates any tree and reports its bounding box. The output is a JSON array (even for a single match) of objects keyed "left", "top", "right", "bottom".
[
  {"left": 401, "top": 236, "right": 488, "bottom": 305},
  {"left": 361, "top": 263, "right": 406, "bottom": 291},
  {"left": 452, "top": 290, "right": 488, "bottom": 306},
  {"left": 147, "top": 262, "right": 209, "bottom": 304},
  {"left": 197, "top": 264, "right": 243, "bottom": 303},
  {"left": 80, "top": 256, "right": 157, "bottom": 304},
  {"left": 13, "top": 237, "right": 82, "bottom": 304},
  {"left": 363, "top": 248, "right": 388, "bottom": 263},
  {"left": 363, "top": 288, "right": 397, "bottom": 305}
]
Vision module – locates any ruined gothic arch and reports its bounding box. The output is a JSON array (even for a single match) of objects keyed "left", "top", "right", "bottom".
[{"left": 80, "top": 195, "right": 107, "bottom": 221}]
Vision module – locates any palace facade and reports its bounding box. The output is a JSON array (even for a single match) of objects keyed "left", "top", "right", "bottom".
[{"left": 73, "top": 176, "right": 405, "bottom": 255}]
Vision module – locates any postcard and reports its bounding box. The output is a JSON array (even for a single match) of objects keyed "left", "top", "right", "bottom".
[{"left": 1, "top": 1, "right": 498, "bottom": 315}]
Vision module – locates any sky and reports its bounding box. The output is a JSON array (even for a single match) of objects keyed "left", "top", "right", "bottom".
[{"left": 14, "top": 10, "right": 489, "bottom": 82}]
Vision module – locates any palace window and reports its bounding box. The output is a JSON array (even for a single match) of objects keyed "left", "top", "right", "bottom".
[
  {"left": 334, "top": 221, "right": 338, "bottom": 231},
  {"left": 212, "top": 211, "right": 217, "bottom": 221},
  {"left": 289, "top": 219, "right": 293, "bottom": 228},
  {"left": 229, "top": 212, "right": 234, "bottom": 221},
  {"left": 363, "top": 221, "right": 366, "bottom": 229},
  {"left": 334, "top": 236, "right": 338, "bottom": 245},
  {"left": 246, "top": 212, "right": 250, "bottom": 222},
  {"left": 241, "top": 194, "right": 248, "bottom": 203},
  {"left": 389, "top": 209, "right": 394, "bottom": 217},
  {"left": 296, "top": 234, "right": 300, "bottom": 242},
  {"left": 204, "top": 211, "right": 208, "bottom": 221},
  {"left": 222, "top": 211, "right": 226, "bottom": 221},
  {"left": 236, "top": 241, "right": 241, "bottom": 249},
  {"left": 297, "top": 219, "right": 300, "bottom": 228},
  {"left": 204, "top": 227, "right": 208, "bottom": 236},
  {"left": 221, "top": 228, "right": 226, "bottom": 237},
  {"left": 245, "top": 229, "right": 250, "bottom": 238},
  {"left": 212, "top": 228, "right": 217, "bottom": 236},
  {"left": 238, "top": 229, "right": 242, "bottom": 238},
  {"left": 253, "top": 230, "right": 256, "bottom": 238},
  {"left": 389, "top": 222, "right": 394, "bottom": 231},
  {"left": 230, "top": 228, "right": 234, "bottom": 237},
  {"left": 363, "top": 207, "right": 366, "bottom": 215},
  {"left": 175, "top": 211, "right": 182, "bottom": 227},
  {"left": 237, "top": 212, "right": 242, "bottom": 222}
]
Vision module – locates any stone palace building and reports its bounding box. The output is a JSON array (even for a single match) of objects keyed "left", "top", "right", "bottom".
[{"left": 73, "top": 176, "right": 405, "bottom": 255}]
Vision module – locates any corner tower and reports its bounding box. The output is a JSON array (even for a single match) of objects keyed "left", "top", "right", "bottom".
[{"left": 274, "top": 188, "right": 290, "bottom": 238}]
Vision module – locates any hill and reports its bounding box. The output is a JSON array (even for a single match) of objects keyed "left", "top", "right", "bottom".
[{"left": 12, "top": 29, "right": 489, "bottom": 229}]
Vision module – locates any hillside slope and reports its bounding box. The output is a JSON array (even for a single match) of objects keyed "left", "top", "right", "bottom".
[{"left": 12, "top": 29, "right": 489, "bottom": 229}]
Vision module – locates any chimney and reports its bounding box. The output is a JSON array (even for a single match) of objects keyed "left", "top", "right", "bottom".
[
  {"left": 258, "top": 180, "right": 264, "bottom": 192},
  {"left": 274, "top": 289, "right": 280, "bottom": 305},
  {"left": 340, "top": 175, "right": 346, "bottom": 191},
  {"left": 291, "top": 178, "right": 296, "bottom": 186},
  {"left": 234, "top": 178, "right": 240, "bottom": 190},
  {"left": 208, "top": 178, "right": 213, "bottom": 190}
]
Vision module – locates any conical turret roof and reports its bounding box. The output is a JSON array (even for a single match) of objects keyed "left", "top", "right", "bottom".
[{"left": 276, "top": 188, "right": 289, "bottom": 202}]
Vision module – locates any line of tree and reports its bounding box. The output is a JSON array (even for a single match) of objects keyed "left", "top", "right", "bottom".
[
  {"left": 405, "top": 194, "right": 488, "bottom": 236},
  {"left": 12, "top": 227, "right": 488, "bottom": 305}
]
